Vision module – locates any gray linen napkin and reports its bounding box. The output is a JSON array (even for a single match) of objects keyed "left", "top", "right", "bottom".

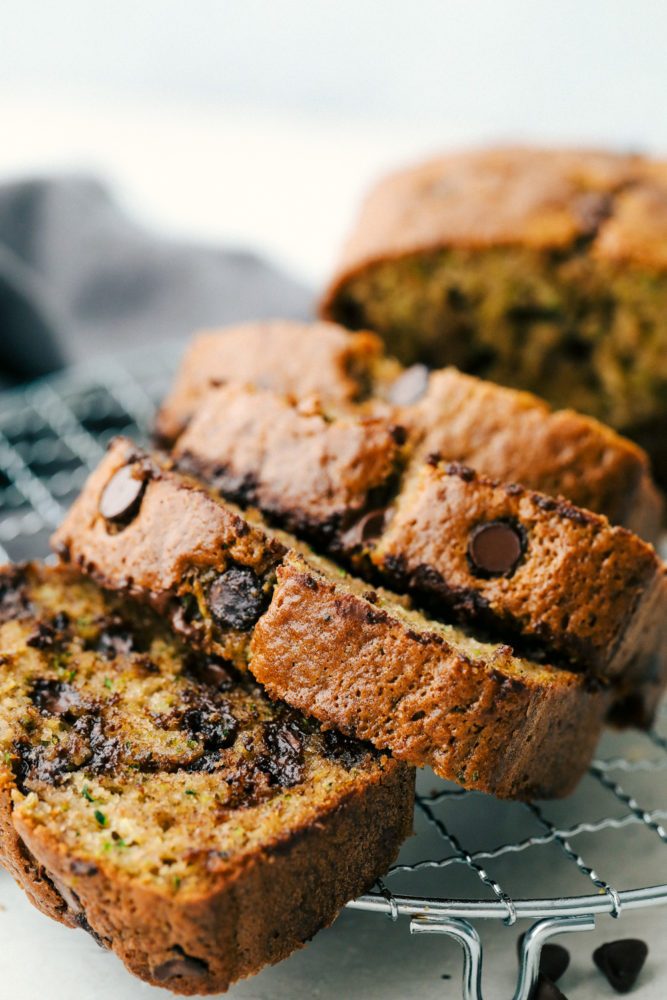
[{"left": 0, "top": 176, "right": 312, "bottom": 387}]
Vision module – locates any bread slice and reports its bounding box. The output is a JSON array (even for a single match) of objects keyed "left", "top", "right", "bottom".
[
  {"left": 169, "top": 384, "right": 666, "bottom": 720},
  {"left": 154, "top": 319, "right": 662, "bottom": 541},
  {"left": 318, "top": 148, "right": 667, "bottom": 485},
  {"left": 249, "top": 549, "right": 610, "bottom": 799},
  {"left": 401, "top": 366, "right": 663, "bottom": 542},
  {"left": 174, "top": 381, "right": 404, "bottom": 542},
  {"left": 154, "top": 319, "right": 398, "bottom": 446},
  {"left": 52, "top": 438, "right": 611, "bottom": 799},
  {"left": 0, "top": 562, "right": 413, "bottom": 995}
]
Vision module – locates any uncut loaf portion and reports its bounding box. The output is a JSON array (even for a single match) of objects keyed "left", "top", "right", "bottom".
[
  {"left": 0, "top": 563, "right": 413, "bottom": 995},
  {"left": 154, "top": 319, "right": 662, "bottom": 542},
  {"left": 170, "top": 381, "right": 667, "bottom": 724},
  {"left": 319, "top": 147, "right": 667, "bottom": 485},
  {"left": 52, "top": 437, "right": 612, "bottom": 799}
]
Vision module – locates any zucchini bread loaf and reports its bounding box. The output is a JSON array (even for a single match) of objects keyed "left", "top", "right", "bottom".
[
  {"left": 319, "top": 148, "right": 667, "bottom": 483},
  {"left": 52, "top": 438, "right": 612, "bottom": 799},
  {"left": 169, "top": 384, "right": 666, "bottom": 719},
  {"left": 0, "top": 562, "right": 413, "bottom": 995},
  {"left": 154, "top": 319, "right": 662, "bottom": 541}
]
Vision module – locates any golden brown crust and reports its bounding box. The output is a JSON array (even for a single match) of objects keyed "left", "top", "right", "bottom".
[
  {"left": 155, "top": 320, "right": 662, "bottom": 541},
  {"left": 51, "top": 438, "right": 286, "bottom": 667},
  {"left": 374, "top": 461, "right": 667, "bottom": 695},
  {"left": 320, "top": 148, "right": 667, "bottom": 304},
  {"left": 402, "top": 368, "right": 663, "bottom": 541},
  {"left": 249, "top": 553, "right": 611, "bottom": 800},
  {"left": 0, "top": 771, "right": 78, "bottom": 928},
  {"left": 173, "top": 383, "right": 401, "bottom": 537},
  {"left": 11, "top": 765, "right": 413, "bottom": 995},
  {"left": 154, "top": 320, "right": 386, "bottom": 445}
]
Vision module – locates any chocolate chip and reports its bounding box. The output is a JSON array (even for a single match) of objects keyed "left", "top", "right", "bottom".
[
  {"left": 99, "top": 463, "right": 146, "bottom": 524},
  {"left": 186, "top": 653, "right": 238, "bottom": 690},
  {"left": 207, "top": 567, "right": 267, "bottom": 631},
  {"left": 321, "top": 728, "right": 371, "bottom": 769},
  {"left": 468, "top": 520, "right": 524, "bottom": 576},
  {"left": 388, "top": 364, "right": 430, "bottom": 406},
  {"left": 31, "top": 679, "right": 81, "bottom": 718},
  {"left": 255, "top": 717, "right": 305, "bottom": 787},
  {"left": 96, "top": 623, "right": 136, "bottom": 660},
  {"left": 0, "top": 569, "right": 30, "bottom": 625},
  {"left": 593, "top": 939, "right": 648, "bottom": 993},
  {"left": 540, "top": 945, "right": 570, "bottom": 983},
  {"left": 26, "top": 622, "right": 58, "bottom": 649},
  {"left": 445, "top": 461, "right": 476, "bottom": 482},
  {"left": 154, "top": 948, "right": 209, "bottom": 982},
  {"left": 534, "top": 977, "right": 568, "bottom": 1000},
  {"left": 517, "top": 935, "right": 570, "bottom": 982},
  {"left": 340, "top": 508, "right": 390, "bottom": 550},
  {"left": 390, "top": 424, "right": 408, "bottom": 446}
]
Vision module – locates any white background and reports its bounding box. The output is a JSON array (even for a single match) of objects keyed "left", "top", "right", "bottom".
[
  {"left": 1, "top": 4, "right": 666, "bottom": 997},
  {"left": 2, "top": 1, "right": 667, "bottom": 287}
]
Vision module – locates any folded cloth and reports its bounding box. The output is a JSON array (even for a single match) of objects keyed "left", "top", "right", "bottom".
[{"left": 0, "top": 176, "right": 311, "bottom": 387}]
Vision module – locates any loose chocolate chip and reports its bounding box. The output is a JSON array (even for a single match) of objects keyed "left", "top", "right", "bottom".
[
  {"left": 593, "top": 939, "right": 648, "bottom": 993},
  {"left": 99, "top": 463, "right": 146, "bottom": 524},
  {"left": 517, "top": 935, "right": 570, "bottom": 983},
  {"left": 207, "top": 567, "right": 266, "bottom": 631},
  {"left": 539, "top": 945, "right": 570, "bottom": 983},
  {"left": 468, "top": 520, "right": 524, "bottom": 576},
  {"left": 31, "top": 679, "right": 81, "bottom": 718},
  {"left": 388, "top": 364, "right": 430, "bottom": 406},
  {"left": 534, "top": 977, "right": 568, "bottom": 1000}
]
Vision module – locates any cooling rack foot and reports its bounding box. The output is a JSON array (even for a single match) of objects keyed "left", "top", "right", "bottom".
[{"left": 411, "top": 912, "right": 596, "bottom": 1000}]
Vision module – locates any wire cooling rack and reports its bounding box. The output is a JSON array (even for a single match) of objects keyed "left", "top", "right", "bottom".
[{"left": 0, "top": 343, "right": 665, "bottom": 1000}]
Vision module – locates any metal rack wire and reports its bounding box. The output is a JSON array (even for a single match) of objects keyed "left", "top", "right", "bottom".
[{"left": 0, "top": 343, "right": 665, "bottom": 1000}]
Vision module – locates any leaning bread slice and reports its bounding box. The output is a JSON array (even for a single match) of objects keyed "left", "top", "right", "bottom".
[
  {"left": 399, "top": 366, "right": 664, "bottom": 542},
  {"left": 170, "top": 384, "right": 665, "bottom": 719},
  {"left": 372, "top": 460, "right": 667, "bottom": 724},
  {"left": 0, "top": 562, "right": 413, "bottom": 996},
  {"left": 155, "top": 319, "right": 662, "bottom": 541},
  {"left": 52, "top": 438, "right": 610, "bottom": 799}
]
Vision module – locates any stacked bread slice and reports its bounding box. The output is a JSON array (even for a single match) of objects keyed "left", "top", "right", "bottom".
[
  {"left": 53, "top": 437, "right": 612, "bottom": 800},
  {"left": 155, "top": 320, "right": 666, "bottom": 724}
]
